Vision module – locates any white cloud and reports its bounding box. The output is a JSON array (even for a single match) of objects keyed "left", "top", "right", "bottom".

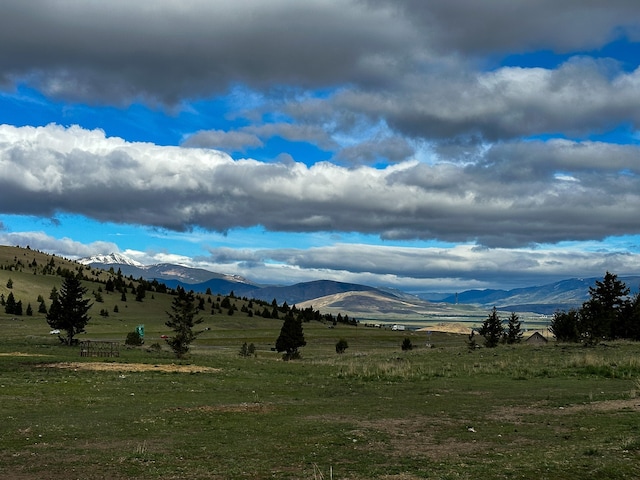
[
  {"left": 0, "top": 231, "right": 118, "bottom": 259},
  {"left": 1, "top": 124, "right": 639, "bottom": 248}
]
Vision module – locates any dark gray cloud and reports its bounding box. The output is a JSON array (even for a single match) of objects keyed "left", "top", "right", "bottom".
[
  {"left": 0, "top": 0, "right": 414, "bottom": 105},
  {"left": 335, "top": 135, "right": 415, "bottom": 165},
  {"left": 1, "top": 124, "right": 639, "bottom": 248},
  {"left": 371, "top": 0, "right": 640, "bottom": 55},
  {"left": 2, "top": 1, "right": 639, "bottom": 108},
  {"left": 327, "top": 58, "right": 640, "bottom": 142}
]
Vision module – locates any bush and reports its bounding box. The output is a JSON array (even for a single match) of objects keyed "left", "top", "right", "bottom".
[
  {"left": 401, "top": 337, "right": 413, "bottom": 351},
  {"left": 239, "top": 342, "right": 256, "bottom": 357},
  {"left": 335, "top": 338, "right": 349, "bottom": 354},
  {"left": 125, "top": 330, "right": 144, "bottom": 346}
]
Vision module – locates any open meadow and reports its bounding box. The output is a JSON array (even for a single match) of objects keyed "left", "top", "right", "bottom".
[
  {"left": 1, "top": 246, "right": 640, "bottom": 479},
  {"left": 2, "top": 314, "right": 640, "bottom": 479}
]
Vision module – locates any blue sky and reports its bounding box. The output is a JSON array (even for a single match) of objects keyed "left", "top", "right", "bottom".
[{"left": 1, "top": 1, "right": 640, "bottom": 293}]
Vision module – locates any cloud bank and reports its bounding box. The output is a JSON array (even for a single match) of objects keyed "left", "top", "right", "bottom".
[{"left": 1, "top": 124, "right": 639, "bottom": 249}]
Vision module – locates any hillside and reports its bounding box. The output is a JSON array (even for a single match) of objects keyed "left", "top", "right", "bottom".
[
  {"left": 431, "top": 276, "right": 640, "bottom": 314},
  {"left": 0, "top": 246, "right": 358, "bottom": 342},
  {"left": 296, "top": 290, "right": 491, "bottom": 326}
]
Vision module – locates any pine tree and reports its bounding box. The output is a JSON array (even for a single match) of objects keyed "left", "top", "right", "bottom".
[
  {"left": 46, "top": 274, "right": 92, "bottom": 345},
  {"left": 505, "top": 312, "right": 523, "bottom": 344},
  {"left": 581, "top": 271, "right": 630, "bottom": 343},
  {"left": 165, "top": 287, "right": 203, "bottom": 358},
  {"left": 5, "top": 292, "right": 16, "bottom": 314},
  {"left": 479, "top": 307, "right": 504, "bottom": 348},
  {"left": 275, "top": 313, "right": 306, "bottom": 360}
]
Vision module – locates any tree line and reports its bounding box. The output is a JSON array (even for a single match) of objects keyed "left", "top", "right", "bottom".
[{"left": 550, "top": 271, "right": 640, "bottom": 344}]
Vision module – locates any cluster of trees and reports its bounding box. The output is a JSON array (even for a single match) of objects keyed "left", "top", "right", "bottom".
[
  {"left": 476, "top": 307, "right": 523, "bottom": 348},
  {"left": 550, "top": 272, "right": 640, "bottom": 344}
]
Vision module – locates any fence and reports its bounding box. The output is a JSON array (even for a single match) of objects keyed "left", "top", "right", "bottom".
[{"left": 79, "top": 340, "right": 120, "bottom": 358}]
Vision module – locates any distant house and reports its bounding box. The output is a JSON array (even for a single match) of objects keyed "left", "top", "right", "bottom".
[{"left": 526, "top": 331, "right": 548, "bottom": 345}]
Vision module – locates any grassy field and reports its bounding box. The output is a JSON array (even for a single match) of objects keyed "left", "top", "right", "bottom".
[
  {"left": 2, "top": 316, "right": 640, "bottom": 479},
  {"left": 1, "top": 246, "right": 640, "bottom": 478}
]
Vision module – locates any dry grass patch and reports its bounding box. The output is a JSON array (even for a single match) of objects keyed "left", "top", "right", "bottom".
[
  {"left": 0, "top": 352, "right": 51, "bottom": 357},
  {"left": 40, "top": 361, "right": 221, "bottom": 373}
]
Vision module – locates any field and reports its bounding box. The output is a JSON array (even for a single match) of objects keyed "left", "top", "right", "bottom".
[
  {"left": 2, "top": 315, "right": 640, "bottom": 479},
  {"left": 1, "top": 246, "right": 640, "bottom": 479}
]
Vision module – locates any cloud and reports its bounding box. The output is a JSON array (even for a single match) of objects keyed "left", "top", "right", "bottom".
[
  {"left": 327, "top": 58, "right": 640, "bottom": 142},
  {"left": 0, "top": 0, "right": 414, "bottom": 105},
  {"left": 202, "top": 243, "right": 640, "bottom": 291},
  {"left": 182, "top": 130, "right": 263, "bottom": 152},
  {"left": 1, "top": 124, "right": 639, "bottom": 248},
  {"left": 335, "top": 135, "right": 415, "bottom": 165},
  {"left": 0, "top": 231, "right": 118, "bottom": 259},
  {"left": 182, "top": 123, "right": 336, "bottom": 153},
  {"left": 3, "top": 1, "right": 639, "bottom": 108},
  {"left": 376, "top": 0, "right": 640, "bottom": 55}
]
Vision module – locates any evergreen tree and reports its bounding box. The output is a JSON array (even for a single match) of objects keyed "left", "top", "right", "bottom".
[
  {"left": 550, "top": 309, "right": 580, "bottom": 342},
  {"left": 4, "top": 292, "right": 16, "bottom": 314},
  {"left": 135, "top": 283, "right": 146, "bottom": 302},
  {"left": 46, "top": 274, "right": 92, "bottom": 345},
  {"left": 165, "top": 288, "right": 203, "bottom": 358},
  {"left": 581, "top": 271, "right": 629, "bottom": 343},
  {"left": 275, "top": 313, "right": 306, "bottom": 360},
  {"left": 26, "top": 302, "right": 33, "bottom": 316},
  {"left": 504, "top": 312, "right": 523, "bottom": 344},
  {"left": 478, "top": 307, "right": 504, "bottom": 348}
]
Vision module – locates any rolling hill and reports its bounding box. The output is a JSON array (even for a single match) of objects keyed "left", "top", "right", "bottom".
[{"left": 432, "top": 276, "right": 640, "bottom": 314}]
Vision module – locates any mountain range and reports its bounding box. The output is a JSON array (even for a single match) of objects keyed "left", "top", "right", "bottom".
[{"left": 80, "top": 253, "right": 640, "bottom": 315}]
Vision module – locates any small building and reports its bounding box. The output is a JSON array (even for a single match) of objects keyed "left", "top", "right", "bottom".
[{"left": 526, "top": 331, "right": 548, "bottom": 345}]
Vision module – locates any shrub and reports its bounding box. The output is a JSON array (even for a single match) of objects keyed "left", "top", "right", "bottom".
[
  {"left": 335, "top": 338, "right": 349, "bottom": 354},
  {"left": 125, "top": 330, "right": 144, "bottom": 346},
  {"left": 401, "top": 337, "right": 413, "bottom": 351},
  {"left": 239, "top": 342, "right": 256, "bottom": 357}
]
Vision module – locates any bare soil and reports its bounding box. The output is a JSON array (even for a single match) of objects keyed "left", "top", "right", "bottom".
[{"left": 40, "top": 361, "right": 221, "bottom": 373}]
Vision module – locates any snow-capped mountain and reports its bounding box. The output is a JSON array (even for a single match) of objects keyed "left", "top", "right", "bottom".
[
  {"left": 79, "top": 252, "right": 145, "bottom": 268},
  {"left": 79, "top": 252, "right": 255, "bottom": 285}
]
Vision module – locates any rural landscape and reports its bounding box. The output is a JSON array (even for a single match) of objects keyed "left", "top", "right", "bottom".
[
  {"left": 2, "top": 2, "right": 640, "bottom": 479},
  {"left": 1, "top": 244, "right": 640, "bottom": 479}
]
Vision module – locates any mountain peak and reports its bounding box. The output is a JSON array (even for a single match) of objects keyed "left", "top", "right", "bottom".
[{"left": 79, "top": 252, "right": 145, "bottom": 268}]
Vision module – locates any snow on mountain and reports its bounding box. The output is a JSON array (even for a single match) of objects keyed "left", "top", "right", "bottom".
[{"left": 79, "top": 252, "right": 146, "bottom": 268}]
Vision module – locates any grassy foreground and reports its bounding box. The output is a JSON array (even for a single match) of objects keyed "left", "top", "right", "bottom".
[{"left": 1, "top": 311, "right": 640, "bottom": 479}]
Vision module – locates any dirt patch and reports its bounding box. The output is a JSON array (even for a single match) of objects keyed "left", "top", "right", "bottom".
[
  {"left": 307, "top": 414, "right": 487, "bottom": 461},
  {"left": 418, "top": 323, "right": 471, "bottom": 334},
  {"left": 0, "top": 352, "right": 51, "bottom": 357},
  {"left": 492, "top": 397, "right": 640, "bottom": 422},
  {"left": 41, "top": 362, "right": 220, "bottom": 373}
]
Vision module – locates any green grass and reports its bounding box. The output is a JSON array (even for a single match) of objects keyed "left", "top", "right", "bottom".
[
  {"left": 1, "top": 325, "right": 640, "bottom": 479},
  {"left": 1, "top": 246, "right": 640, "bottom": 478}
]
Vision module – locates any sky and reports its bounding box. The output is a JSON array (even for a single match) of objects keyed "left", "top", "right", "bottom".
[{"left": 1, "top": 1, "right": 640, "bottom": 294}]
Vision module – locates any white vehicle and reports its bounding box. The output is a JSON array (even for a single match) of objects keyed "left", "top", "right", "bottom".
[
  {"left": 391, "top": 324, "right": 405, "bottom": 331},
  {"left": 50, "top": 329, "right": 60, "bottom": 335}
]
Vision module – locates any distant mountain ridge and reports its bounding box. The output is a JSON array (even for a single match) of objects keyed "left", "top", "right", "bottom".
[
  {"left": 81, "top": 253, "right": 640, "bottom": 314},
  {"left": 80, "top": 253, "right": 390, "bottom": 305},
  {"left": 80, "top": 253, "right": 253, "bottom": 285},
  {"left": 431, "top": 276, "right": 640, "bottom": 314}
]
